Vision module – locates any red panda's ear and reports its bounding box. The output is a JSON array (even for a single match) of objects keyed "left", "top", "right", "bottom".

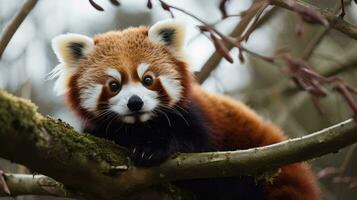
[
  {"left": 51, "top": 33, "right": 94, "bottom": 67},
  {"left": 49, "top": 33, "right": 94, "bottom": 96},
  {"left": 148, "top": 19, "right": 186, "bottom": 52}
]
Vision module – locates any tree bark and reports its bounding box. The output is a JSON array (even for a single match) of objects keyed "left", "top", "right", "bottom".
[{"left": 0, "top": 173, "right": 74, "bottom": 198}]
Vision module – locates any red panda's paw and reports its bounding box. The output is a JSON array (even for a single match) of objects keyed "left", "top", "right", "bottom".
[{"left": 129, "top": 141, "right": 173, "bottom": 166}]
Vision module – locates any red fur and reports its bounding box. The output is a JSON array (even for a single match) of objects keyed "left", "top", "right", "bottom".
[
  {"left": 66, "top": 74, "right": 93, "bottom": 121},
  {"left": 189, "top": 84, "right": 320, "bottom": 199}
]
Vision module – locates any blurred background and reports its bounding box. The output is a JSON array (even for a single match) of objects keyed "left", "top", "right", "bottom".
[{"left": 0, "top": 0, "right": 357, "bottom": 199}]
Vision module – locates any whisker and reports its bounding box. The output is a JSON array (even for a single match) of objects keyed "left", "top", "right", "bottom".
[
  {"left": 113, "top": 115, "right": 125, "bottom": 135},
  {"left": 105, "top": 113, "right": 118, "bottom": 135},
  {"left": 154, "top": 95, "right": 189, "bottom": 114},
  {"left": 155, "top": 109, "right": 171, "bottom": 127},
  {"left": 158, "top": 105, "right": 190, "bottom": 126},
  {"left": 174, "top": 104, "right": 189, "bottom": 114},
  {"left": 173, "top": 108, "right": 190, "bottom": 126}
]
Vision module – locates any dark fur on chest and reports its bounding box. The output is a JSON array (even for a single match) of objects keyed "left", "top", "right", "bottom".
[
  {"left": 84, "top": 102, "right": 212, "bottom": 166},
  {"left": 83, "top": 102, "right": 266, "bottom": 200}
]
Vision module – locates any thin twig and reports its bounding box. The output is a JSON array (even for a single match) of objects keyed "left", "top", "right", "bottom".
[
  {"left": 271, "top": 0, "right": 357, "bottom": 40},
  {"left": 0, "top": 0, "right": 38, "bottom": 59},
  {"left": 301, "top": 2, "right": 342, "bottom": 60},
  {"left": 301, "top": 28, "right": 330, "bottom": 60},
  {"left": 339, "top": 144, "right": 357, "bottom": 174},
  {"left": 187, "top": 14, "right": 241, "bottom": 45},
  {"left": 195, "top": 6, "right": 278, "bottom": 83},
  {"left": 340, "top": 0, "right": 346, "bottom": 18},
  {"left": 155, "top": 1, "right": 275, "bottom": 65},
  {"left": 281, "top": 54, "right": 357, "bottom": 119},
  {"left": 240, "top": 1, "right": 270, "bottom": 42},
  {"left": 325, "top": 58, "right": 357, "bottom": 77}
]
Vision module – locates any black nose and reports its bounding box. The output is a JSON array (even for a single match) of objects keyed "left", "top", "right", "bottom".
[{"left": 127, "top": 95, "right": 144, "bottom": 112}]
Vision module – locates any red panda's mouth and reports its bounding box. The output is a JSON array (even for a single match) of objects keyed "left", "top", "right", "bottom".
[
  {"left": 121, "top": 111, "right": 153, "bottom": 123},
  {"left": 125, "top": 111, "right": 149, "bottom": 117}
]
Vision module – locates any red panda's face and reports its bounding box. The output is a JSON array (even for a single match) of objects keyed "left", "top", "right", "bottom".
[{"left": 50, "top": 20, "right": 190, "bottom": 124}]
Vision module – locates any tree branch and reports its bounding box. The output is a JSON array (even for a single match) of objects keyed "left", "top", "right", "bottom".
[
  {"left": 195, "top": 22, "right": 243, "bottom": 84},
  {"left": 271, "top": 0, "right": 357, "bottom": 40},
  {"left": 0, "top": 173, "right": 75, "bottom": 198},
  {"left": 1, "top": 89, "right": 357, "bottom": 198},
  {"left": 283, "top": 50, "right": 357, "bottom": 97},
  {"left": 195, "top": 0, "right": 357, "bottom": 83},
  {"left": 0, "top": 89, "right": 191, "bottom": 200},
  {"left": 195, "top": 6, "right": 277, "bottom": 84},
  {"left": 300, "top": 1, "right": 343, "bottom": 60},
  {"left": 119, "top": 118, "right": 357, "bottom": 191},
  {"left": 301, "top": 27, "right": 329, "bottom": 60},
  {"left": 0, "top": 0, "right": 38, "bottom": 59}
]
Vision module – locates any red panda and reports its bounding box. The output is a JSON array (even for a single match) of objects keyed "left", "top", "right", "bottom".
[{"left": 50, "top": 19, "right": 320, "bottom": 200}]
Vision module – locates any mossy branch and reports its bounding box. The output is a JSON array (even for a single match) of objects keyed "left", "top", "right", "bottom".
[
  {"left": 0, "top": 90, "right": 131, "bottom": 199},
  {"left": 1, "top": 89, "right": 357, "bottom": 199},
  {"left": 0, "top": 90, "right": 190, "bottom": 200}
]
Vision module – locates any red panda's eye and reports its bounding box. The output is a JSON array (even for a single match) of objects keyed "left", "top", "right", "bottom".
[
  {"left": 108, "top": 81, "right": 120, "bottom": 93},
  {"left": 143, "top": 75, "right": 154, "bottom": 86}
]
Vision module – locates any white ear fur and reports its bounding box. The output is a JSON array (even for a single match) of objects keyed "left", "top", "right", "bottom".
[
  {"left": 148, "top": 19, "right": 186, "bottom": 52},
  {"left": 51, "top": 33, "right": 94, "bottom": 66},
  {"left": 48, "top": 64, "right": 76, "bottom": 95},
  {"left": 50, "top": 33, "right": 93, "bottom": 96}
]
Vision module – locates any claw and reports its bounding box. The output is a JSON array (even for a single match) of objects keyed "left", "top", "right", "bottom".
[{"left": 148, "top": 154, "right": 153, "bottom": 160}]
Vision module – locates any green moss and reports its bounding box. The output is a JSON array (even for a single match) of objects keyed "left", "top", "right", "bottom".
[
  {"left": 0, "top": 90, "right": 39, "bottom": 120},
  {"left": 0, "top": 90, "right": 43, "bottom": 143},
  {"left": 41, "top": 117, "right": 128, "bottom": 166},
  {"left": 0, "top": 89, "right": 128, "bottom": 167}
]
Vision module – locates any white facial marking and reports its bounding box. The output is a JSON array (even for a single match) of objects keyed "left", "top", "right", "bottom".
[
  {"left": 123, "top": 116, "right": 135, "bottom": 124},
  {"left": 80, "top": 84, "right": 103, "bottom": 111},
  {"left": 106, "top": 68, "right": 121, "bottom": 82},
  {"left": 137, "top": 63, "right": 150, "bottom": 79},
  {"left": 159, "top": 75, "right": 182, "bottom": 106},
  {"left": 109, "top": 83, "right": 158, "bottom": 121},
  {"left": 140, "top": 113, "right": 151, "bottom": 122}
]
